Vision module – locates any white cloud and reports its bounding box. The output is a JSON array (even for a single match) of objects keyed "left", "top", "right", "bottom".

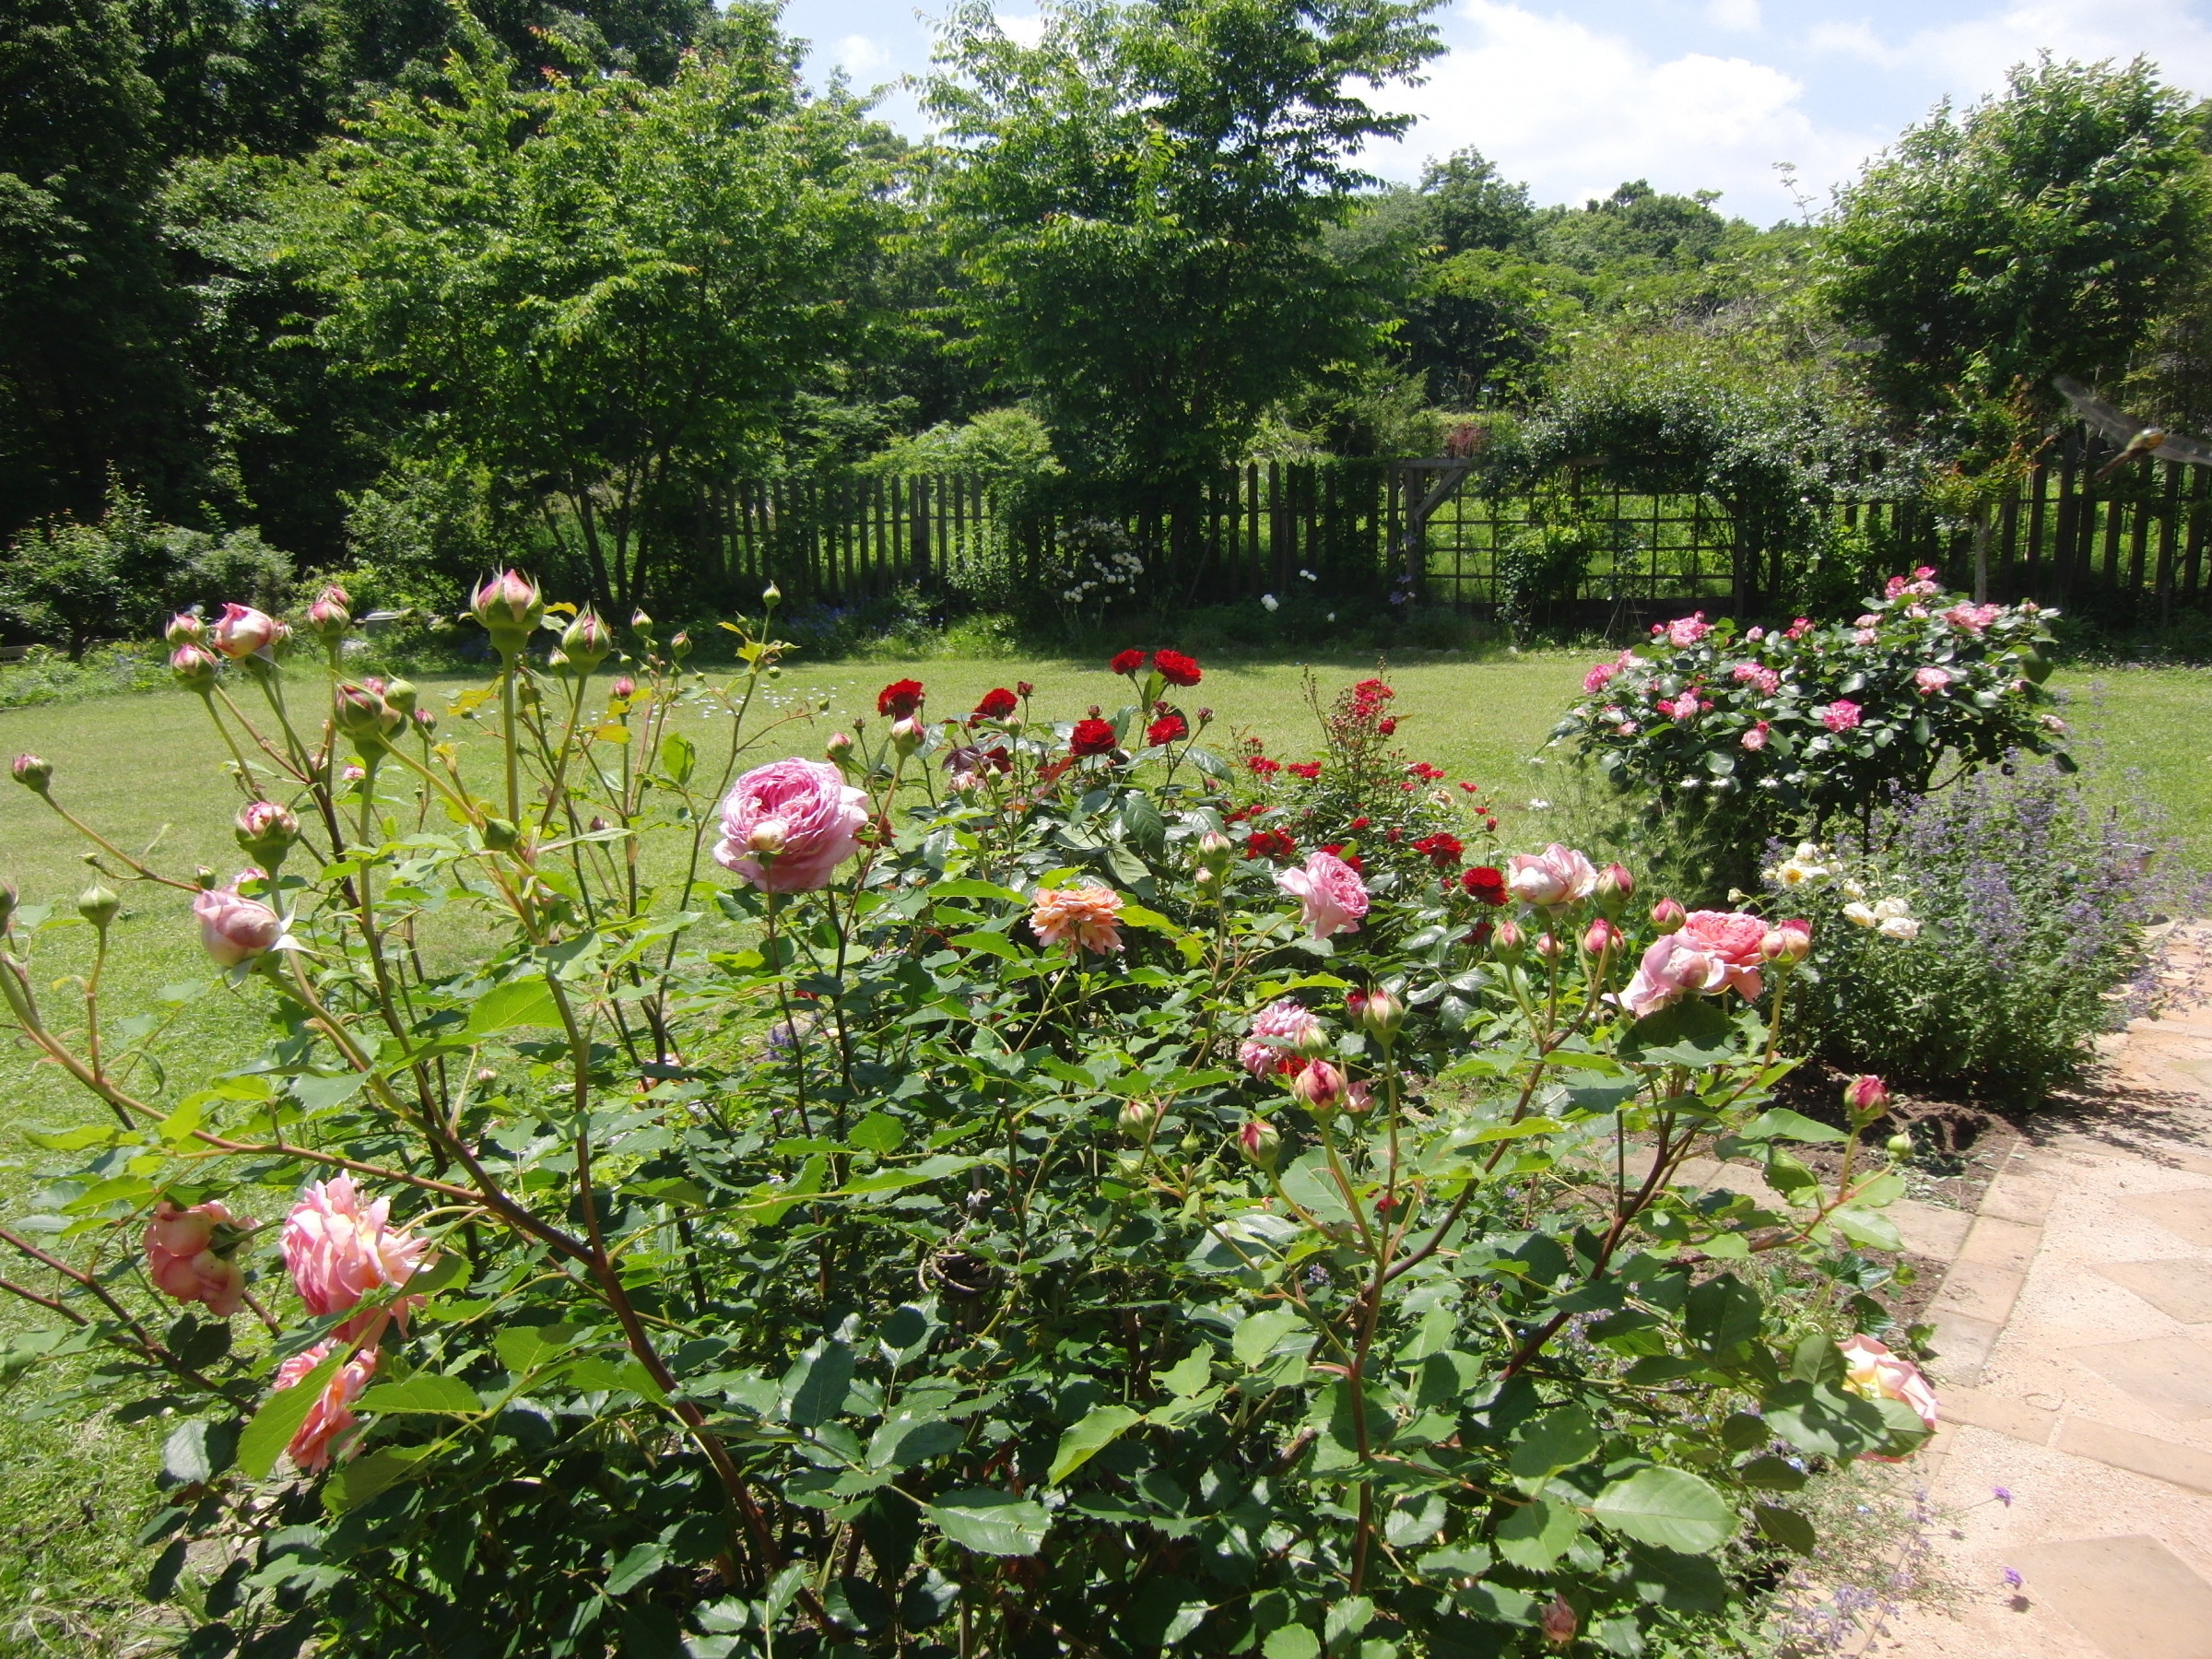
[
  {"left": 1705, "top": 0, "right": 1761, "bottom": 32},
  {"left": 831, "top": 33, "right": 896, "bottom": 76},
  {"left": 1380, "top": 2, "right": 1880, "bottom": 220},
  {"left": 1899, "top": 0, "right": 2212, "bottom": 91},
  {"left": 994, "top": 11, "right": 1045, "bottom": 46}
]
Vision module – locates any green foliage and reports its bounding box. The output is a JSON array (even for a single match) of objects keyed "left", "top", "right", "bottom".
[
  {"left": 1771, "top": 759, "right": 2189, "bottom": 1095},
  {"left": 1826, "top": 56, "right": 2212, "bottom": 412},
  {"left": 0, "top": 613, "right": 1945, "bottom": 1654},
  {"left": 925, "top": 0, "right": 1443, "bottom": 500}
]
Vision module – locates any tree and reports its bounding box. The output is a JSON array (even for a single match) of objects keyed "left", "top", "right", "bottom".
[
  {"left": 282, "top": 20, "right": 891, "bottom": 613},
  {"left": 1418, "top": 144, "right": 1534, "bottom": 254},
  {"left": 925, "top": 0, "right": 1441, "bottom": 517},
  {"left": 1826, "top": 56, "right": 2212, "bottom": 414}
]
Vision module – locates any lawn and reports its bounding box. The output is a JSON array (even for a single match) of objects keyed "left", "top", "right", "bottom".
[{"left": 0, "top": 647, "right": 2204, "bottom": 1652}]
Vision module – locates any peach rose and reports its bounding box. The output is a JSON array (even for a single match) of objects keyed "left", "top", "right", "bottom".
[
  {"left": 281, "top": 1176, "right": 433, "bottom": 1341},
  {"left": 144, "top": 1199, "right": 250, "bottom": 1317},
  {"left": 1030, "top": 884, "right": 1124, "bottom": 955},
  {"left": 273, "top": 1341, "right": 379, "bottom": 1471},
  {"left": 1840, "top": 1333, "right": 1938, "bottom": 1460}
]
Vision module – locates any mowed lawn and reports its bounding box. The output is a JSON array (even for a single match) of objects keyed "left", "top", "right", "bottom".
[{"left": 0, "top": 649, "right": 2204, "bottom": 1650}]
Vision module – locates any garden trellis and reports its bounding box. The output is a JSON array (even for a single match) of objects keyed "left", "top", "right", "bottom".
[{"left": 699, "top": 427, "right": 2212, "bottom": 623}]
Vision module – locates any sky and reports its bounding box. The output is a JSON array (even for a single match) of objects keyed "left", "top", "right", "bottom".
[{"left": 777, "top": 0, "right": 2212, "bottom": 225}]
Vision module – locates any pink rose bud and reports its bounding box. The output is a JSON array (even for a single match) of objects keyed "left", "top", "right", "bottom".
[
  {"left": 1651, "top": 898, "right": 1687, "bottom": 934},
  {"left": 1118, "top": 1099, "right": 1164, "bottom": 1139},
  {"left": 1593, "top": 862, "right": 1635, "bottom": 915},
  {"left": 305, "top": 585, "right": 351, "bottom": 646},
  {"left": 170, "top": 643, "right": 218, "bottom": 694},
  {"left": 208, "top": 603, "right": 278, "bottom": 660},
  {"left": 282, "top": 1175, "right": 434, "bottom": 1341},
  {"left": 332, "top": 680, "right": 397, "bottom": 740},
  {"left": 165, "top": 612, "right": 206, "bottom": 646},
  {"left": 1290, "top": 1059, "right": 1347, "bottom": 1112},
  {"left": 235, "top": 800, "right": 300, "bottom": 866},
  {"left": 12, "top": 753, "right": 53, "bottom": 794},
  {"left": 1534, "top": 931, "right": 1566, "bottom": 962},
  {"left": 669, "top": 629, "right": 691, "bottom": 659},
  {"left": 470, "top": 571, "right": 544, "bottom": 653},
  {"left": 1355, "top": 987, "right": 1404, "bottom": 1042},
  {"left": 1541, "top": 1594, "right": 1577, "bottom": 1648},
  {"left": 1493, "top": 918, "right": 1525, "bottom": 959},
  {"left": 889, "top": 717, "right": 924, "bottom": 756},
  {"left": 611, "top": 677, "right": 638, "bottom": 702},
  {"left": 194, "top": 871, "right": 281, "bottom": 966},
  {"left": 1237, "top": 1118, "right": 1282, "bottom": 1169},
  {"left": 145, "top": 1198, "right": 251, "bottom": 1318},
  {"left": 1196, "top": 830, "right": 1233, "bottom": 871},
  {"left": 1582, "top": 918, "right": 1620, "bottom": 956},
  {"left": 411, "top": 708, "right": 437, "bottom": 735},
  {"left": 560, "top": 610, "right": 612, "bottom": 674},
  {"left": 1762, "top": 917, "right": 1812, "bottom": 963},
  {"left": 825, "top": 731, "right": 854, "bottom": 770},
  {"left": 1842, "top": 1074, "right": 1888, "bottom": 1117}
]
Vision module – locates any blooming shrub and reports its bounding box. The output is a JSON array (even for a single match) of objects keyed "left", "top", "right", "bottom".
[
  {"left": 1767, "top": 759, "right": 2192, "bottom": 1093},
  {"left": 1554, "top": 574, "right": 2066, "bottom": 845},
  {"left": 0, "top": 580, "right": 1942, "bottom": 1656}
]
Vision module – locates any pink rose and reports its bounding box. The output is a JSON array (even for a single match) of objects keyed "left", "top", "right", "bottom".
[
  {"left": 208, "top": 603, "right": 278, "bottom": 660},
  {"left": 1742, "top": 719, "right": 1771, "bottom": 751},
  {"left": 1943, "top": 602, "right": 2001, "bottom": 633},
  {"left": 1819, "top": 700, "right": 1862, "bottom": 733},
  {"left": 282, "top": 1176, "right": 433, "bottom": 1341},
  {"left": 193, "top": 871, "right": 282, "bottom": 967},
  {"left": 712, "top": 759, "right": 869, "bottom": 892},
  {"left": 1663, "top": 612, "right": 1711, "bottom": 648},
  {"left": 1913, "top": 666, "right": 1950, "bottom": 696},
  {"left": 1506, "top": 844, "right": 1597, "bottom": 907},
  {"left": 1785, "top": 617, "right": 1814, "bottom": 640},
  {"left": 1582, "top": 661, "right": 1619, "bottom": 694},
  {"left": 1277, "top": 850, "right": 1369, "bottom": 939},
  {"left": 1678, "top": 909, "right": 1767, "bottom": 1000},
  {"left": 1619, "top": 935, "right": 1724, "bottom": 1018},
  {"left": 1853, "top": 628, "right": 1878, "bottom": 646},
  {"left": 1241, "top": 999, "right": 1324, "bottom": 1077},
  {"left": 1661, "top": 691, "right": 1703, "bottom": 723},
  {"left": 1839, "top": 1333, "right": 1938, "bottom": 1459},
  {"left": 1730, "top": 663, "right": 1780, "bottom": 696},
  {"left": 144, "top": 1199, "right": 249, "bottom": 1317},
  {"left": 272, "top": 1341, "right": 379, "bottom": 1471},
  {"left": 1030, "top": 884, "right": 1124, "bottom": 955}
]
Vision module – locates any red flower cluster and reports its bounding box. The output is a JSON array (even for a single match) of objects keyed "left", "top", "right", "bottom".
[
  {"left": 1463, "top": 865, "right": 1506, "bottom": 904},
  {"left": 1378, "top": 718, "right": 1397, "bottom": 735},
  {"left": 1413, "top": 831, "right": 1464, "bottom": 869},
  {"left": 877, "top": 678, "right": 924, "bottom": 718},
  {"left": 1153, "top": 650, "right": 1203, "bottom": 688},
  {"left": 1146, "top": 712, "right": 1187, "bottom": 747},
  {"left": 973, "top": 687, "right": 1018, "bottom": 721},
  {"left": 1408, "top": 762, "right": 1445, "bottom": 782},
  {"left": 1287, "top": 761, "right": 1322, "bottom": 781},
  {"left": 1070, "top": 718, "right": 1118, "bottom": 757},
  {"left": 1109, "top": 649, "right": 1147, "bottom": 676},
  {"left": 1245, "top": 830, "right": 1297, "bottom": 861},
  {"left": 1351, "top": 677, "right": 1394, "bottom": 709},
  {"left": 1248, "top": 756, "right": 1282, "bottom": 776}
]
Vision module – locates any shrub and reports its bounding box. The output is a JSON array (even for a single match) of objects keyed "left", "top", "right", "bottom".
[
  {"left": 1766, "top": 760, "right": 2193, "bottom": 1094},
  {"left": 1553, "top": 572, "right": 2066, "bottom": 867},
  {"left": 0, "top": 590, "right": 1943, "bottom": 1655}
]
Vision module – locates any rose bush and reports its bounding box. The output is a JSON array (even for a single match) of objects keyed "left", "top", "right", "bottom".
[{"left": 0, "top": 588, "right": 1939, "bottom": 1657}]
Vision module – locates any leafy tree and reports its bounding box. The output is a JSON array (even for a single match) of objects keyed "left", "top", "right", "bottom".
[
  {"left": 1826, "top": 55, "right": 2212, "bottom": 413},
  {"left": 282, "top": 21, "right": 892, "bottom": 613},
  {"left": 925, "top": 0, "right": 1442, "bottom": 512},
  {"left": 1418, "top": 143, "right": 1534, "bottom": 254}
]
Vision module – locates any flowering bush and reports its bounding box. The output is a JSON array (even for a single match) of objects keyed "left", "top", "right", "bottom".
[
  {"left": 1766, "top": 759, "right": 2192, "bottom": 1093},
  {"left": 1554, "top": 574, "right": 2066, "bottom": 846},
  {"left": 0, "top": 580, "right": 1944, "bottom": 1655}
]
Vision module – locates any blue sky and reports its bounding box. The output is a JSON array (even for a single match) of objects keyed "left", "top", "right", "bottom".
[{"left": 777, "top": 0, "right": 2212, "bottom": 224}]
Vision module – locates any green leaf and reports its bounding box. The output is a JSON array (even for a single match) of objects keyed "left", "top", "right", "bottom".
[
  {"left": 606, "top": 1540, "right": 665, "bottom": 1596},
  {"left": 926, "top": 1491, "right": 1049, "bottom": 1556},
  {"left": 661, "top": 731, "right": 697, "bottom": 786},
  {"left": 1591, "top": 1465, "right": 1736, "bottom": 1554},
  {"left": 1754, "top": 1504, "right": 1817, "bottom": 1555},
  {"left": 780, "top": 1338, "right": 854, "bottom": 1428},
  {"left": 288, "top": 1073, "right": 365, "bottom": 1112},
  {"left": 1735, "top": 1454, "right": 1807, "bottom": 1490},
  {"left": 846, "top": 1112, "right": 907, "bottom": 1154},
  {"left": 325, "top": 1445, "right": 427, "bottom": 1512},
  {"left": 1159, "top": 1347, "right": 1213, "bottom": 1397},
  {"left": 238, "top": 1353, "right": 343, "bottom": 1479},
  {"left": 1264, "top": 1628, "right": 1321, "bottom": 1659},
  {"left": 868, "top": 1412, "right": 964, "bottom": 1471},
  {"left": 1624, "top": 1543, "right": 1728, "bottom": 1612},
  {"left": 162, "top": 1418, "right": 235, "bottom": 1486},
  {"left": 1761, "top": 1380, "right": 1889, "bottom": 1460},
  {"left": 1827, "top": 1206, "right": 1904, "bottom": 1252},
  {"left": 1618, "top": 998, "right": 1736, "bottom": 1065},
  {"left": 1049, "top": 1404, "right": 1142, "bottom": 1485},
  {"left": 1729, "top": 1109, "right": 1846, "bottom": 1145},
  {"left": 1495, "top": 1496, "right": 1582, "bottom": 1569},
  {"left": 494, "top": 1324, "right": 579, "bottom": 1375},
  {"left": 1508, "top": 1406, "right": 1599, "bottom": 1481},
  {"left": 467, "top": 978, "right": 558, "bottom": 1036},
  {"left": 354, "top": 1374, "right": 483, "bottom": 1415},
  {"left": 1232, "top": 1308, "right": 1304, "bottom": 1369}
]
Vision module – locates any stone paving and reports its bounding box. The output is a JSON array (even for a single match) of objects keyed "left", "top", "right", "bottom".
[{"left": 1867, "top": 924, "right": 2212, "bottom": 1658}]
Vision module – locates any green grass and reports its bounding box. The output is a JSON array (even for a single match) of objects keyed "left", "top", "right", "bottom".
[{"left": 0, "top": 648, "right": 2204, "bottom": 1651}]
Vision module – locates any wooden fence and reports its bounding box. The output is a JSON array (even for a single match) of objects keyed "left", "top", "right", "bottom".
[{"left": 700, "top": 430, "right": 2212, "bottom": 620}]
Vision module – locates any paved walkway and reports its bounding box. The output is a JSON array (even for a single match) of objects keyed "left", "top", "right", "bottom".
[{"left": 1868, "top": 924, "right": 2212, "bottom": 1658}]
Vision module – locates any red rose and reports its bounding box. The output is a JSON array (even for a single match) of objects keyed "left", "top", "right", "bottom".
[
  {"left": 1287, "top": 761, "right": 1322, "bottom": 780},
  {"left": 1349, "top": 816, "right": 1370, "bottom": 830},
  {"left": 973, "top": 687, "right": 1018, "bottom": 721},
  {"left": 1463, "top": 865, "right": 1507, "bottom": 905},
  {"left": 1244, "top": 830, "right": 1298, "bottom": 861},
  {"left": 1109, "top": 649, "right": 1147, "bottom": 676},
  {"left": 1414, "top": 831, "right": 1465, "bottom": 869},
  {"left": 1378, "top": 718, "right": 1397, "bottom": 735},
  {"left": 1152, "top": 649, "right": 1202, "bottom": 688},
  {"left": 1070, "top": 718, "right": 1119, "bottom": 757},
  {"left": 877, "top": 678, "right": 924, "bottom": 718},
  {"left": 1146, "top": 712, "right": 1187, "bottom": 746},
  {"left": 1248, "top": 756, "right": 1282, "bottom": 776}
]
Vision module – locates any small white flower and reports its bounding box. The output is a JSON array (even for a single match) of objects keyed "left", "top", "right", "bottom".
[
  {"left": 1300, "top": 569, "right": 1317, "bottom": 582},
  {"left": 1261, "top": 594, "right": 1279, "bottom": 612},
  {"left": 1878, "top": 916, "right": 1922, "bottom": 940},
  {"left": 1526, "top": 798, "right": 1551, "bottom": 810},
  {"left": 1873, "top": 896, "right": 1912, "bottom": 922},
  {"left": 1841, "top": 878, "right": 1866, "bottom": 900}
]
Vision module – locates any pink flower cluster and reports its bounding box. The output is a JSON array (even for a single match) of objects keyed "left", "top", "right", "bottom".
[
  {"left": 144, "top": 1199, "right": 249, "bottom": 1317},
  {"left": 1729, "top": 662, "right": 1781, "bottom": 696},
  {"left": 1660, "top": 691, "right": 1708, "bottom": 724},
  {"left": 1652, "top": 612, "right": 1711, "bottom": 648},
  {"left": 1944, "top": 602, "right": 2002, "bottom": 633},
  {"left": 1240, "top": 998, "right": 1324, "bottom": 1077},
  {"left": 1819, "top": 700, "right": 1862, "bottom": 733},
  {"left": 1913, "top": 666, "right": 1951, "bottom": 696},
  {"left": 1885, "top": 566, "right": 1940, "bottom": 600}
]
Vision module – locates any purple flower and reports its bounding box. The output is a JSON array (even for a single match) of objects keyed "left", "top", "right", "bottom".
[
  {"left": 2003, "top": 1567, "right": 2024, "bottom": 1590},
  {"left": 1993, "top": 1485, "right": 2013, "bottom": 1507}
]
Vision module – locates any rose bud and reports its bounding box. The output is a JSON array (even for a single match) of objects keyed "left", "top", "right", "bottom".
[
  {"left": 1355, "top": 987, "right": 1404, "bottom": 1044},
  {"left": 77, "top": 881, "right": 120, "bottom": 930},
  {"left": 169, "top": 643, "right": 219, "bottom": 695},
  {"left": 1582, "top": 917, "right": 1620, "bottom": 956},
  {"left": 746, "top": 818, "right": 789, "bottom": 856},
  {"left": 470, "top": 571, "right": 544, "bottom": 653},
  {"left": 1842, "top": 1075, "right": 1889, "bottom": 1119},
  {"left": 611, "top": 676, "right": 638, "bottom": 702},
  {"left": 333, "top": 680, "right": 397, "bottom": 740},
  {"left": 0, "top": 879, "right": 17, "bottom": 932},
  {"left": 1887, "top": 1133, "right": 1915, "bottom": 1159},
  {"left": 193, "top": 872, "right": 279, "bottom": 965},
  {"left": 1196, "top": 830, "right": 1234, "bottom": 873},
  {"left": 208, "top": 603, "right": 278, "bottom": 660},
  {"left": 1541, "top": 1594, "right": 1577, "bottom": 1648},
  {"left": 305, "top": 584, "right": 351, "bottom": 653},
  {"left": 630, "top": 608, "right": 653, "bottom": 637},
  {"left": 1651, "top": 897, "right": 1687, "bottom": 934},
  {"left": 670, "top": 629, "right": 692, "bottom": 660},
  {"left": 1237, "top": 1118, "right": 1282, "bottom": 1170},
  {"left": 1492, "top": 918, "right": 1525, "bottom": 960},
  {"left": 1534, "top": 931, "right": 1566, "bottom": 962},
  {"left": 1762, "top": 917, "right": 1812, "bottom": 963},
  {"left": 165, "top": 611, "right": 206, "bottom": 647},
  {"left": 235, "top": 800, "right": 300, "bottom": 868},
  {"left": 12, "top": 754, "right": 53, "bottom": 794},
  {"left": 1290, "top": 1060, "right": 1347, "bottom": 1112},
  {"left": 381, "top": 678, "right": 418, "bottom": 718},
  {"left": 1291, "top": 1018, "right": 1333, "bottom": 1060},
  {"left": 1118, "top": 1099, "right": 1165, "bottom": 1140},
  {"left": 560, "top": 610, "right": 611, "bottom": 675},
  {"left": 890, "top": 718, "right": 923, "bottom": 756},
  {"left": 824, "top": 731, "right": 855, "bottom": 773},
  {"left": 481, "top": 818, "right": 521, "bottom": 852},
  {"left": 1594, "top": 862, "right": 1635, "bottom": 916},
  {"left": 411, "top": 708, "right": 437, "bottom": 735},
  {"left": 762, "top": 581, "right": 782, "bottom": 606}
]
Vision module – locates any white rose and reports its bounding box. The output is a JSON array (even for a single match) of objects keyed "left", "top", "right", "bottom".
[
  {"left": 1843, "top": 901, "right": 1877, "bottom": 928},
  {"left": 1878, "top": 916, "right": 1922, "bottom": 940}
]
